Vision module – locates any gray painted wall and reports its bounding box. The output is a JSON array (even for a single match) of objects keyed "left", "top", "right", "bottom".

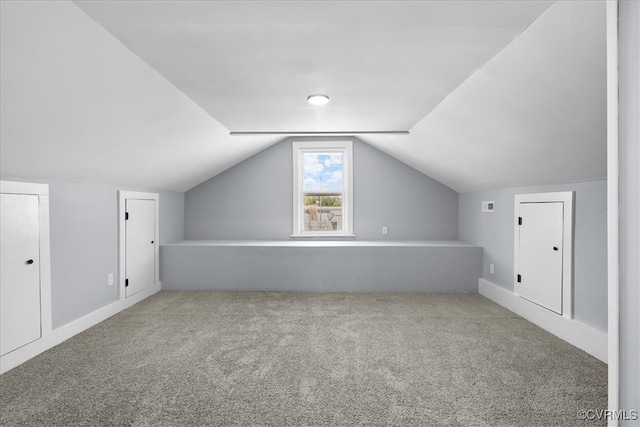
[
  {"left": 1, "top": 176, "right": 184, "bottom": 329},
  {"left": 159, "top": 190, "right": 186, "bottom": 245},
  {"left": 619, "top": 0, "right": 639, "bottom": 419},
  {"left": 48, "top": 182, "right": 119, "bottom": 329},
  {"left": 185, "top": 137, "right": 458, "bottom": 240},
  {"left": 458, "top": 180, "right": 607, "bottom": 332},
  {"left": 161, "top": 244, "right": 481, "bottom": 293}
]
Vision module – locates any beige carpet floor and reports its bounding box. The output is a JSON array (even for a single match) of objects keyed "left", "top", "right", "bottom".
[{"left": 0, "top": 291, "right": 607, "bottom": 426}]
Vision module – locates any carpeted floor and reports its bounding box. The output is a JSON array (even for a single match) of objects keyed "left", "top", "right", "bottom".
[{"left": 0, "top": 291, "right": 607, "bottom": 426}]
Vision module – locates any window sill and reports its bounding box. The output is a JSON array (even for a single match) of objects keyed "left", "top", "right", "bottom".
[{"left": 290, "top": 234, "right": 357, "bottom": 238}]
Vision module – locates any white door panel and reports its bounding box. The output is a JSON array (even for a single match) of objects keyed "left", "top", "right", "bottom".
[
  {"left": 125, "top": 199, "right": 156, "bottom": 297},
  {"left": 1, "top": 194, "right": 42, "bottom": 356},
  {"left": 516, "top": 202, "right": 564, "bottom": 314}
]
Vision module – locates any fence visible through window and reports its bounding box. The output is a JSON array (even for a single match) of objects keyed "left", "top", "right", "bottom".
[{"left": 303, "top": 193, "right": 343, "bottom": 231}]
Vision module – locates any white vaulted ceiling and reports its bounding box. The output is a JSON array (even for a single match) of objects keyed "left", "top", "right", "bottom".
[
  {"left": 73, "top": 0, "right": 555, "bottom": 133},
  {"left": 0, "top": 0, "right": 606, "bottom": 192},
  {"left": 362, "top": 0, "right": 606, "bottom": 192}
]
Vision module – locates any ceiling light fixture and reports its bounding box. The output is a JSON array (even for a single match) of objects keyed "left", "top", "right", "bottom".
[{"left": 307, "top": 94, "right": 330, "bottom": 105}]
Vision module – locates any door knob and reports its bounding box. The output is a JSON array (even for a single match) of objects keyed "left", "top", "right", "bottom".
[
  {"left": 151, "top": 241, "right": 154, "bottom": 244},
  {"left": 553, "top": 247, "right": 559, "bottom": 251},
  {"left": 26, "top": 259, "right": 34, "bottom": 265}
]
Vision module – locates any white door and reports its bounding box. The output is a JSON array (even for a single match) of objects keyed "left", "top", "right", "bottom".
[
  {"left": 125, "top": 199, "right": 156, "bottom": 297},
  {"left": 515, "top": 202, "right": 564, "bottom": 314},
  {"left": 0, "top": 194, "right": 42, "bottom": 356}
]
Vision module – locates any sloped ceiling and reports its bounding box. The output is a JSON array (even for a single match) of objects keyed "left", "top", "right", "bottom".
[
  {"left": 73, "top": 0, "right": 554, "bottom": 133},
  {"left": 362, "top": 0, "right": 606, "bottom": 192},
  {"left": 0, "top": 0, "right": 281, "bottom": 191},
  {"left": 0, "top": 0, "right": 605, "bottom": 193}
]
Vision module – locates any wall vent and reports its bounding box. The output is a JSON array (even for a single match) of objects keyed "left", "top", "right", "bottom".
[{"left": 482, "top": 201, "right": 495, "bottom": 213}]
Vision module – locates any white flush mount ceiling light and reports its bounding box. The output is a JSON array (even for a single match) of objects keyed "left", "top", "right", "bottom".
[{"left": 307, "top": 94, "right": 330, "bottom": 105}]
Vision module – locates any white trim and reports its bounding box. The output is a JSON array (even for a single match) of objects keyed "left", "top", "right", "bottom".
[
  {"left": 0, "top": 181, "right": 49, "bottom": 195},
  {"left": 290, "top": 234, "right": 356, "bottom": 238},
  {"left": 165, "top": 240, "right": 475, "bottom": 247},
  {"left": 292, "top": 140, "right": 353, "bottom": 237},
  {"left": 479, "top": 278, "right": 608, "bottom": 363},
  {"left": 513, "top": 191, "right": 574, "bottom": 318},
  {"left": 606, "top": 0, "right": 620, "bottom": 423},
  {"left": 0, "top": 181, "right": 52, "bottom": 373},
  {"left": 118, "top": 191, "right": 160, "bottom": 301},
  {"left": 0, "top": 282, "right": 160, "bottom": 374}
]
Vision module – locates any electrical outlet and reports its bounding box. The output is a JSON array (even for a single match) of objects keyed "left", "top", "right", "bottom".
[
  {"left": 489, "top": 264, "right": 495, "bottom": 275},
  {"left": 382, "top": 226, "right": 388, "bottom": 235},
  {"left": 108, "top": 273, "right": 114, "bottom": 286}
]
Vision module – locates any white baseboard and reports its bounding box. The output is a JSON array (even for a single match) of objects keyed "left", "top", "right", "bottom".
[
  {"left": 0, "top": 283, "right": 161, "bottom": 374},
  {"left": 479, "top": 278, "right": 608, "bottom": 363}
]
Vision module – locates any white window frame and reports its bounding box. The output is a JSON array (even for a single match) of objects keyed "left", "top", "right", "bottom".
[{"left": 292, "top": 140, "right": 354, "bottom": 237}]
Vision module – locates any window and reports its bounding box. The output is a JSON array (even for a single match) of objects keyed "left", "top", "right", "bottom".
[{"left": 292, "top": 141, "right": 353, "bottom": 237}]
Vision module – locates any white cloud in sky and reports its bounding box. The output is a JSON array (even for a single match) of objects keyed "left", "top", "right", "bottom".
[
  {"left": 303, "top": 153, "right": 343, "bottom": 191},
  {"left": 324, "top": 154, "right": 342, "bottom": 168},
  {"left": 304, "top": 154, "right": 323, "bottom": 176},
  {"left": 304, "top": 177, "right": 321, "bottom": 191},
  {"left": 326, "top": 170, "right": 343, "bottom": 184}
]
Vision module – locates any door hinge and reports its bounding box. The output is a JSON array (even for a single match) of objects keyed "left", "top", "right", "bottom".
[
  {"left": 518, "top": 217, "right": 522, "bottom": 225},
  {"left": 517, "top": 274, "right": 522, "bottom": 283},
  {"left": 125, "top": 279, "right": 129, "bottom": 287},
  {"left": 125, "top": 212, "right": 129, "bottom": 220}
]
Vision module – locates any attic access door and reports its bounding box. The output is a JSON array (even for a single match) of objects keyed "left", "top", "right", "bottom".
[
  {"left": 1, "top": 193, "right": 41, "bottom": 356},
  {"left": 514, "top": 192, "right": 574, "bottom": 317},
  {"left": 0, "top": 181, "right": 52, "bottom": 374},
  {"left": 119, "top": 192, "right": 159, "bottom": 299}
]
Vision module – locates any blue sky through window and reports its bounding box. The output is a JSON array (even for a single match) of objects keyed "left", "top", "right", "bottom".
[{"left": 303, "top": 153, "right": 343, "bottom": 192}]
